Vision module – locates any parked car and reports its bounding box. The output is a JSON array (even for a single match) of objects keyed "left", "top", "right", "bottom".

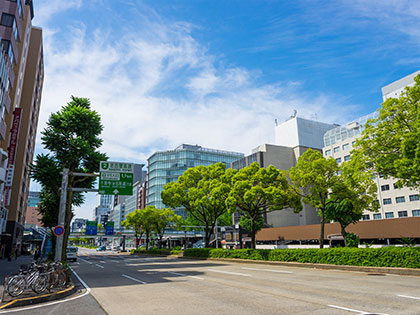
[
  {"left": 113, "top": 246, "right": 120, "bottom": 251},
  {"left": 106, "top": 246, "right": 111, "bottom": 251},
  {"left": 96, "top": 246, "right": 106, "bottom": 251},
  {"left": 193, "top": 240, "right": 205, "bottom": 248},
  {"left": 66, "top": 246, "right": 78, "bottom": 261}
]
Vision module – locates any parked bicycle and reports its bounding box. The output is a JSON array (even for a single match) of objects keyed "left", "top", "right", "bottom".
[
  {"left": 47, "top": 262, "right": 67, "bottom": 290},
  {"left": 5, "top": 263, "right": 49, "bottom": 297}
]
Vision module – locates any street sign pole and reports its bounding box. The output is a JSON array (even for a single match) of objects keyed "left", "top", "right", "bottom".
[{"left": 55, "top": 168, "right": 69, "bottom": 262}]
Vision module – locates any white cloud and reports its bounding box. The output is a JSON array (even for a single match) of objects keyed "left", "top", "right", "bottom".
[
  {"left": 34, "top": 0, "right": 83, "bottom": 26},
  {"left": 34, "top": 3, "right": 360, "bottom": 218}
]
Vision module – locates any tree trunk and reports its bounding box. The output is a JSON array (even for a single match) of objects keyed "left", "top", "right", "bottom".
[
  {"left": 250, "top": 218, "right": 256, "bottom": 249},
  {"left": 319, "top": 208, "right": 325, "bottom": 249},
  {"left": 340, "top": 224, "right": 348, "bottom": 247},
  {"left": 62, "top": 189, "right": 74, "bottom": 261},
  {"left": 204, "top": 225, "right": 210, "bottom": 248}
]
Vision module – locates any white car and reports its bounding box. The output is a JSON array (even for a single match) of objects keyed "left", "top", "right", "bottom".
[{"left": 66, "top": 246, "right": 77, "bottom": 262}]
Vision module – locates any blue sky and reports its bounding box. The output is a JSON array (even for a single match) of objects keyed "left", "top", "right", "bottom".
[{"left": 31, "top": 0, "right": 420, "bottom": 219}]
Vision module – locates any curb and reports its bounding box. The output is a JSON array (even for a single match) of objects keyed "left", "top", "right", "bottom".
[
  {"left": 178, "top": 256, "right": 420, "bottom": 276},
  {"left": 0, "top": 283, "right": 77, "bottom": 310}
]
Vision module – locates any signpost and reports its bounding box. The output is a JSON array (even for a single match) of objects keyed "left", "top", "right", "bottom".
[{"left": 99, "top": 161, "right": 133, "bottom": 195}]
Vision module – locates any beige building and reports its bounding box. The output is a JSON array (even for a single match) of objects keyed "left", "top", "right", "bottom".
[
  {"left": 0, "top": 1, "right": 43, "bottom": 257},
  {"left": 232, "top": 117, "right": 337, "bottom": 228}
]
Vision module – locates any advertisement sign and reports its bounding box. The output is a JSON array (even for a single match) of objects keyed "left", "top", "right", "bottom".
[
  {"left": 99, "top": 161, "right": 133, "bottom": 195},
  {"left": 85, "top": 221, "right": 98, "bottom": 235},
  {"left": 105, "top": 221, "right": 114, "bottom": 236},
  {"left": 4, "top": 108, "right": 22, "bottom": 206}
]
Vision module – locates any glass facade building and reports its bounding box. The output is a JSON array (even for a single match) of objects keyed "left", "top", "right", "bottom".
[{"left": 147, "top": 144, "right": 243, "bottom": 218}]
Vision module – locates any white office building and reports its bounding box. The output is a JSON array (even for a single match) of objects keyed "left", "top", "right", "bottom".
[
  {"left": 322, "top": 71, "right": 420, "bottom": 220},
  {"left": 382, "top": 70, "right": 420, "bottom": 101}
]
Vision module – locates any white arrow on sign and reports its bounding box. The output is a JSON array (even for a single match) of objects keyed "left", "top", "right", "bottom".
[{"left": 113, "top": 189, "right": 119, "bottom": 194}]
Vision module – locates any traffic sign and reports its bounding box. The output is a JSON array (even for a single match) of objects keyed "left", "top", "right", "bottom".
[
  {"left": 85, "top": 221, "right": 98, "bottom": 235},
  {"left": 105, "top": 221, "right": 114, "bottom": 236},
  {"left": 99, "top": 161, "right": 133, "bottom": 195},
  {"left": 53, "top": 225, "right": 65, "bottom": 237}
]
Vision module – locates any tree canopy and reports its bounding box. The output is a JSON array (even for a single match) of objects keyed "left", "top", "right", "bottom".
[
  {"left": 31, "top": 96, "right": 107, "bottom": 260},
  {"left": 226, "top": 162, "right": 302, "bottom": 249},
  {"left": 288, "top": 149, "right": 340, "bottom": 248},
  {"left": 161, "top": 162, "right": 235, "bottom": 247},
  {"left": 355, "top": 74, "right": 420, "bottom": 189}
]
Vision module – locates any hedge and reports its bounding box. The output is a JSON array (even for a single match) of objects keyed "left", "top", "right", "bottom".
[
  {"left": 75, "top": 245, "right": 97, "bottom": 249},
  {"left": 183, "top": 247, "right": 420, "bottom": 268}
]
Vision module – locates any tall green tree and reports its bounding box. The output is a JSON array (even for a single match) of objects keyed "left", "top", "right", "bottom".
[
  {"left": 162, "top": 163, "right": 235, "bottom": 247},
  {"left": 355, "top": 74, "right": 420, "bottom": 189},
  {"left": 151, "top": 208, "right": 182, "bottom": 249},
  {"left": 324, "top": 156, "right": 379, "bottom": 246},
  {"left": 226, "top": 162, "right": 302, "bottom": 249},
  {"left": 288, "top": 149, "right": 340, "bottom": 248},
  {"left": 31, "top": 96, "right": 107, "bottom": 260}
]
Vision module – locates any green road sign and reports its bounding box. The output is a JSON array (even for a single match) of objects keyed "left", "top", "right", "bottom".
[{"left": 99, "top": 161, "right": 133, "bottom": 195}]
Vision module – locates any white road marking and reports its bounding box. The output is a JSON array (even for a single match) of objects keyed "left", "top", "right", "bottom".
[
  {"left": 100, "top": 260, "right": 106, "bottom": 263},
  {"left": 122, "top": 274, "right": 147, "bottom": 284},
  {"left": 167, "top": 271, "right": 204, "bottom": 280},
  {"left": 207, "top": 269, "right": 252, "bottom": 277},
  {"left": 241, "top": 267, "right": 293, "bottom": 274},
  {"left": 0, "top": 267, "right": 91, "bottom": 313},
  {"left": 95, "top": 264, "right": 104, "bottom": 269},
  {"left": 397, "top": 294, "right": 420, "bottom": 300},
  {"left": 80, "top": 258, "right": 92, "bottom": 264},
  {"left": 328, "top": 304, "right": 389, "bottom": 314}
]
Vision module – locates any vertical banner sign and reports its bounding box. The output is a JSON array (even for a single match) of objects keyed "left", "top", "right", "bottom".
[
  {"left": 4, "top": 108, "right": 22, "bottom": 206},
  {"left": 105, "top": 221, "right": 114, "bottom": 236},
  {"left": 85, "top": 221, "right": 98, "bottom": 235}
]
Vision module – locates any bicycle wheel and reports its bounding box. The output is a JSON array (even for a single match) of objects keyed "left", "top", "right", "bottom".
[
  {"left": 6, "top": 275, "right": 25, "bottom": 297},
  {"left": 32, "top": 274, "right": 48, "bottom": 294},
  {"left": 57, "top": 270, "right": 67, "bottom": 287}
]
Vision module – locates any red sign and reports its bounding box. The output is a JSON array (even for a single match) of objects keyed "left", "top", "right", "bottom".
[{"left": 4, "top": 108, "right": 22, "bottom": 206}]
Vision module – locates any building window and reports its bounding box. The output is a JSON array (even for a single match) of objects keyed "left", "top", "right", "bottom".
[
  {"left": 409, "top": 194, "right": 419, "bottom": 202},
  {"left": 412, "top": 210, "right": 420, "bottom": 217},
  {"left": 380, "top": 184, "right": 390, "bottom": 191},
  {"left": 352, "top": 141, "right": 356, "bottom": 146},
  {"left": 325, "top": 149, "right": 331, "bottom": 156},
  {"left": 343, "top": 155, "right": 350, "bottom": 161},
  {"left": 385, "top": 212, "right": 394, "bottom": 219},
  {"left": 1, "top": 13, "right": 14, "bottom": 27},
  {"left": 373, "top": 213, "right": 382, "bottom": 220},
  {"left": 336, "top": 157, "right": 342, "bottom": 164},
  {"left": 393, "top": 183, "right": 401, "bottom": 189},
  {"left": 333, "top": 146, "right": 340, "bottom": 153},
  {"left": 398, "top": 211, "right": 408, "bottom": 218},
  {"left": 1, "top": 39, "right": 13, "bottom": 64},
  {"left": 383, "top": 198, "right": 392, "bottom": 205},
  {"left": 342, "top": 143, "right": 349, "bottom": 151},
  {"left": 395, "top": 196, "right": 406, "bottom": 204},
  {"left": 362, "top": 214, "right": 370, "bottom": 220}
]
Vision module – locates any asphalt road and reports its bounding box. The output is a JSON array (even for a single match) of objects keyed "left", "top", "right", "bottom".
[{"left": 2, "top": 248, "right": 420, "bottom": 314}]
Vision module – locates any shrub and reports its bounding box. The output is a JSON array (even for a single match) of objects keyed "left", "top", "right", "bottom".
[
  {"left": 183, "top": 247, "right": 420, "bottom": 268},
  {"left": 346, "top": 233, "right": 360, "bottom": 248}
]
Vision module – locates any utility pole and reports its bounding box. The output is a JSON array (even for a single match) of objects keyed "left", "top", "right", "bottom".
[{"left": 55, "top": 168, "right": 69, "bottom": 262}]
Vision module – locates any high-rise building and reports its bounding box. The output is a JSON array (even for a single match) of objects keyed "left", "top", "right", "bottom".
[
  {"left": 25, "top": 191, "right": 41, "bottom": 226},
  {"left": 147, "top": 144, "right": 244, "bottom": 218},
  {"left": 0, "top": 0, "right": 43, "bottom": 257}
]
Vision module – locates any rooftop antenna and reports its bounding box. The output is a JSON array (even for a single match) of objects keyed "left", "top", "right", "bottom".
[
  {"left": 274, "top": 119, "right": 278, "bottom": 126},
  {"left": 292, "top": 109, "right": 297, "bottom": 118}
]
